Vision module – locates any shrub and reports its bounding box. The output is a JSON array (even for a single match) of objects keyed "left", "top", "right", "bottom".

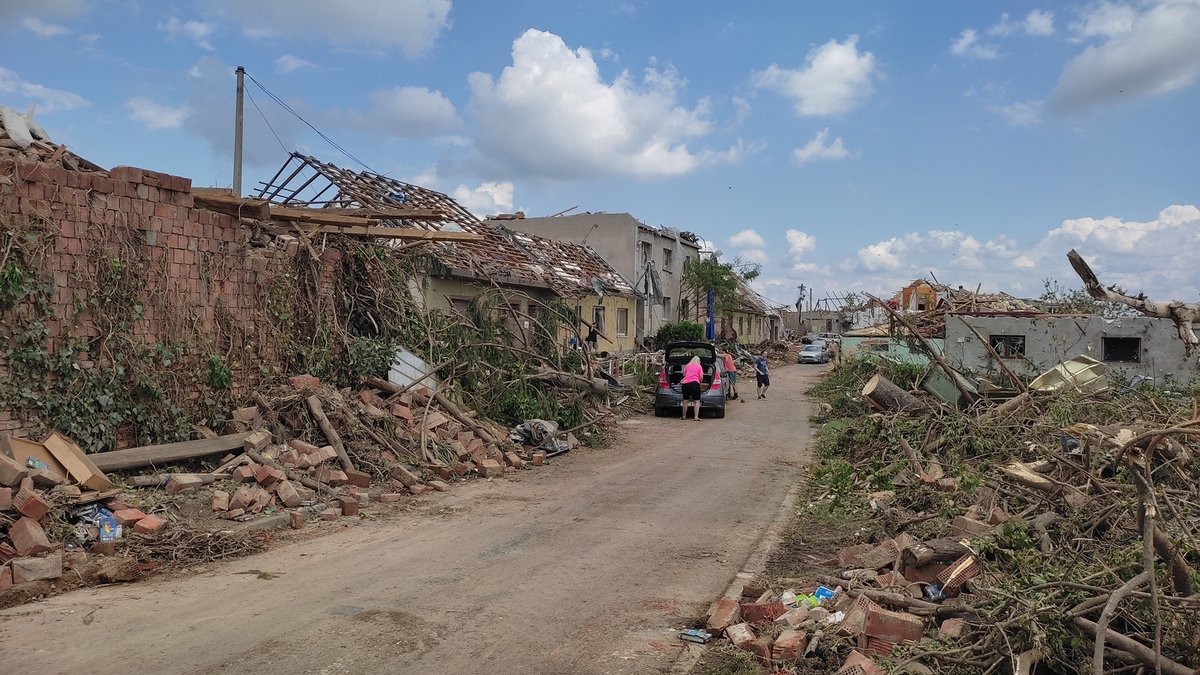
[{"left": 655, "top": 321, "right": 704, "bottom": 345}]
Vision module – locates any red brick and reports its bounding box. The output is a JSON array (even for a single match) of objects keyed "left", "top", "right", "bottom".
[
  {"left": 275, "top": 480, "right": 301, "bottom": 508},
  {"left": 0, "top": 452, "right": 28, "bottom": 486},
  {"left": 255, "top": 464, "right": 284, "bottom": 487},
  {"left": 839, "top": 649, "right": 886, "bottom": 674},
  {"left": 531, "top": 452, "right": 546, "bottom": 466},
  {"left": 338, "top": 497, "right": 360, "bottom": 516},
  {"left": 288, "top": 374, "right": 320, "bottom": 391},
  {"left": 0, "top": 542, "right": 16, "bottom": 563},
  {"left": 838, "top": 543, "right": 875, "bottom": 567},
  {"left": 378, "top": 493, "right": 404, "bottom": 503},
  {"left": 772, "top": 629, "right": 807, "bottom": 660},
  {"left": 112, "top": 508, "right": 147, "bottom": 525},
  {"left": 427, "top": 480, "right": 450, "bottom": 492},
  {"left": 310, "top": 445, "right": 338, "bottom": 464},
  {"left": 0, "top": 486, "right": 11, "bottom": 510},
  {"left": 320, "top": 509, "right": 340, "bottom": 521},
  {"left": 109, "top": 166, "right": 145, "bottom": 183},
  {"left": 11, "top": 550, "right": 63, "bottom": 584},
  {"left": 12, "top": 488, "right": 50, "bottom": 520},
  {"left": 232, "top": 405, "right": 259, "bottom": 423},
  {"left": 863, "top": 606, "right": 924, "bottom": 644},
  {"left": 289, "top": 510, "right": 306, "bottom": 529},
  {"left": 288, "top": 438, "right": 320, "bottom": 455},
  {"left": 408, "top": 484, "right": 429, "bottom": 495},
  {"left": 10, "top": 517, "right": 54, "bottom": 555},
  {"left": 0, "top": 564, "right": 10, "bottom": 591},
  {"left": 211, "top": 490, "right": 230, "bottom": 511},
  {"left": 390, "top": 404, "right": 413, "bottom": 423},
  {"left": 725, "top": 623, "right": 756, "bottom": 649},
  {"left": 435, "top": 466, "right": 454, "bottom": 479},
  {"left": 228, "top": 486, "right": 255, "bottom": 511},
  {"left": 706, "top": 597, "right": 741, "bottom": 632},
  {"left": 244, "top": 430, "right": 271, "bottom": 452},
  {"left": 231, "top": 465, "right": 256, "bottom": 483},
  {"left": 166, "top": 474, "right": 205, "bottom": 494},
  {"left": 133, "top": 514, "right": 167, "bottom": 535},
  {"left": 987, "top": 507, "right": 1010, "bottom": 525},
  {"left": 938, "top": 618, "right": 966, "bottom": 639},
  {"left": 503, "top": 452, "right": 525, "bottom": 469},
  {"left": 314, "top": 467, "right": 348, "bottom": 486},
  {"left": 740, "top": 601, "right": 787, "bottom": 624},
  {"left": 344, "top": 469, "right": 371, "bottom": 488},
  {"left": 744, "top": 636, "right": 772, "bottom": 660},
  {"left": 478, "top": 459, "right": 503, "bottom": 477}
]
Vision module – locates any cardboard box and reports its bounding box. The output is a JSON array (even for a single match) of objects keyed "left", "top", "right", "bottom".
[
  {"left": 1, "top": 436, "right": 68, "bottom": 484},
  {"left": 41, "top": 431, "right": 112, "bottom": 491}
]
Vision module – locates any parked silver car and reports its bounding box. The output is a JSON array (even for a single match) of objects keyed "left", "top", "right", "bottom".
[{"left": 797, "top": 344, "right": 831, "bottom": 364}]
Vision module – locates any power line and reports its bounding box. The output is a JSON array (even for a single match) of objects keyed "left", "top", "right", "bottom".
[
  {"left": 244, "top": 86, "right": 287, "bottom": 156},
  {"left": 242, "top": 69, "right": 377, "bottom": 174}
]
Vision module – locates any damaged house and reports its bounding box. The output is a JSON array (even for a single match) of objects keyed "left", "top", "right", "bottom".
[{"left": 257, "top": 154, "right": 638, "bottom": 353}]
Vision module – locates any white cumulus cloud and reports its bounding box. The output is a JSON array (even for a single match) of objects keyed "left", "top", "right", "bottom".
[
  {"left": 213, "top": 0, "right": 452, "bottom": 57},
  {"left": 1050, "top": 1, "right": 1200, "bottom": 112},
  {"left": 159, "top": 17, "right": 215, "bottom": 50},
  {"left": 0, "top": 66, "right": 88, "bottom": 113},
  {"left": 453, "top": 181, "right": 515, "bottom": 217},
  {"left": 1070, "top": 1, "right": 1136, "bottom": 41},
  {"left": 331, "top": 86, "right": 460, "bottom": 138},
  {"left": 21, "top": 17, "right": 69, "bottom": 38},
  {"left": 785, "top": 229, "right": 816, "bottom": 257},
  {"left": 468, "top": 29, "right": 735, "bottom": 179},
  {"left": 1025, "top": 10, "right": 1056, "bottom": 36},
  {"left": 125, "top": 97, "right": 188, "bottom": 130},
  {"left": 275, "top": 54, "right": 316, "bottom": 74},
  {"left": 991, "top": 100, "right": 1043, "bottom": 126},
  {"left": 792, "top": 128, "right": 853, "bottom": 165},
  {"left": 753, "top": 36, "right": 876, "bottom": 116},
  {"left": 951, "top": 29, "right": 999, "bottom": 59},
  {"left": 729, "top": 229, "right": 766, "bottom": 249}
]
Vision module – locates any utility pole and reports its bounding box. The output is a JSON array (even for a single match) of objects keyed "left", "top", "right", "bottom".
[{"left": 233, "top": 66, "right": 245, "bottom": 196}]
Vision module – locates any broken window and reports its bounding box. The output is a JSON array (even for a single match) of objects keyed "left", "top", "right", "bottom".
[
  {"left": 662, "top": 248, "right": 673, "bottom": 272},
  {"left": 989, "top": 335, "right": 1026, "bottom": 358},
  {"left": 661, "top": 296, "right": 671, "bottom": 317},
  {"left": 1102, "top": 336, "right": 1141, "bottom": 363},
  {"left": 639, "top": 241, "right": 651, "bottom": 267},
  {"left": 592, "top": 306, "right": 605, "bottom": 333},
  {"left": 680, "top": 297, "right": 690, "bottom": 320},
  {"left": 617, "top": 308, "right": 629, "bottom": 337}
]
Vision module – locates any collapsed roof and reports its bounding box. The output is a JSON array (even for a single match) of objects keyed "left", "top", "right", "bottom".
[{"left": 257, "top": 153, "right": 634, "bottom": 299}]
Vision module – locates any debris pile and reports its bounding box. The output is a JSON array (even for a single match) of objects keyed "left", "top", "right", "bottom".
[
  {"left": 0, "top": 105, "right": 104, "bottom": 171},
  {"left": 718, "top": 353, "right": 1200, "bottom": 674},
  {"left": 1, "top": 372, "right": 566, "bottom": 603}
]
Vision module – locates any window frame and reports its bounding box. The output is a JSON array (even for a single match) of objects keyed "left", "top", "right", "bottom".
[
  {"left": 1102, "top": 336, "right": 1142, "bottom": 363},
  {"left": 662, "top": 247, "right": 673, "bottom": 272},
  {"left": 616, "top": 307, "right": 629, "bottom": 337},
  {"left": 989, "top": 334, "right": 1026, "bottom": 359}
]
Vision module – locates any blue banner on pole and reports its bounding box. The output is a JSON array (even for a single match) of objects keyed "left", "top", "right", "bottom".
[{"left": 705, "top": 289, "right": 716, "bottom": 341}]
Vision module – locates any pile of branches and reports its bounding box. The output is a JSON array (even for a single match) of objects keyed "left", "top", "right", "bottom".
[{"left": 806, "top": 355, "right": 1200, "bottom": 673}]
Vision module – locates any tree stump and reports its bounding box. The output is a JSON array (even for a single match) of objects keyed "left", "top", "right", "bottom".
[{"left": 862, "top": 373, "right": 930, "bottom": 413}]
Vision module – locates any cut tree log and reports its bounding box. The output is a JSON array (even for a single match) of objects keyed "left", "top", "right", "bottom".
[
  {"left": 982, "top": 392, "right": 1032, "bottom": 421},
  {"left": 1068, "top": 248, "right": 1200, "bottom": 355},
  {"left": 90, "top": 433, "right": 254, "bottom": 471},
  {"left": 524, "top": 370, "right": 609, "bottom": 397},
  {"left": 127, "top": 473, "right": 228, "bottom": 488},
  {"left": 862, "top": 373, "right": 932, "bottom": 414},
  {"left": 900, "top": 538, "right": 972, "bottom": 571},
  {"left": 305, "top": 395, "right": 355, "bottom": 473},
  {"left": 1073, "top": 617, "right": 1193, "bottom": 675}
]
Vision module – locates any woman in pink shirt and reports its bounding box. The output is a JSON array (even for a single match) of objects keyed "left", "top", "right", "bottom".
[{"left": 680, "top": 355, "right": 704, "bottom": 420}]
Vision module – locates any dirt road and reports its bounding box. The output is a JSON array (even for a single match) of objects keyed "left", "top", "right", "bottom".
[{"left": 0, "top": 364, "right": 821, "bottom": 674}]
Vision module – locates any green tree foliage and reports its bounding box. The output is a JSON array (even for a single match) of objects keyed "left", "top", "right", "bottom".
[
  {"left": 655, "top": 321, "right": 704, "bottom": 345},
  {"left": 681, "top": 255, "right": 761, "bottom": 318}
]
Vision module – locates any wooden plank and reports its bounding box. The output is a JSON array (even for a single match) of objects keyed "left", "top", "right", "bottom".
[
  {"left": 296, "top": 225, "right": 483, "bottom": 240},
  {"left": 346, "top": 207, "right": 445, "bottom": 220},
  {"left": 194, "top": 193, "right": 270, "bottom": 220},
  {"left": 268, "top": 205, "right": 374, "bottom": 227},
  {"left": 90, "top": 433, "right": 254, "bottom": 471}
]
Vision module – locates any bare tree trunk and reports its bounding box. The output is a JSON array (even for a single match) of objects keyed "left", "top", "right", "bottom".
[
  {"left": 862, "top": 373, "right": 931, "bottom": 414},
  {"left": 1068, "top": 249, "right": 1200, "bottom": 354}
]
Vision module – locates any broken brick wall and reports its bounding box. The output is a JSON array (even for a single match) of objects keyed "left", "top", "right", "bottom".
[{"left": 0, "top": 159, "right": 340, "bottom": 447}]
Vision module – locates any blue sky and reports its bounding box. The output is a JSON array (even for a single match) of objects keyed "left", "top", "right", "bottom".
[{"left": 3, "top": 1, "right": 1199, "bottom": 307}]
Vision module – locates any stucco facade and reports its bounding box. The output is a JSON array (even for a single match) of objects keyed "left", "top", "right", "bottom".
[{"left": 943, "top": 313, "right": 1200, "bottom": 385}]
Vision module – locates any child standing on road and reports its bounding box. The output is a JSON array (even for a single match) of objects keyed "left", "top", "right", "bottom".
[
  {"left": 680, "top": 355, "right": 704, "bottom": 420},
  {"left": 755, "top": 354, "right": 770, "bottom": 399}
]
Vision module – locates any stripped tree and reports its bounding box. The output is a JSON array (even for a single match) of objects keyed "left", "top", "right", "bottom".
[{"left": 1067, "top": 249, "right": 1200, "bottom": 355}]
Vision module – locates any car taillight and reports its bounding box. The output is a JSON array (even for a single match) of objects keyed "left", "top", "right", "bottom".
[
  {"left": 658, "top": 369, "right": 668, "bottom": 388},
  {"left": 709, "top": 370, "right": 722, "bottom": 391}
]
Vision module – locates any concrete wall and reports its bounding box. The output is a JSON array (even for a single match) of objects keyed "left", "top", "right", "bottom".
[
  {"left": 943, "top": 314, "right": 1200, "bottom": 383},
  {"left": 843, "top": 336, "right": 939, "bottom": 365}
]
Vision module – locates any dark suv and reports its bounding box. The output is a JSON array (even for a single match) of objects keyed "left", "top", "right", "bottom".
[{"left": 654, "top": 341, "right": 726, "bottom": 418}]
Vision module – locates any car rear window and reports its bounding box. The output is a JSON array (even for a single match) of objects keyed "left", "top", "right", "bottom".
[{"left": 666, "top": 346, "right": 716, "bottom": 360}]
